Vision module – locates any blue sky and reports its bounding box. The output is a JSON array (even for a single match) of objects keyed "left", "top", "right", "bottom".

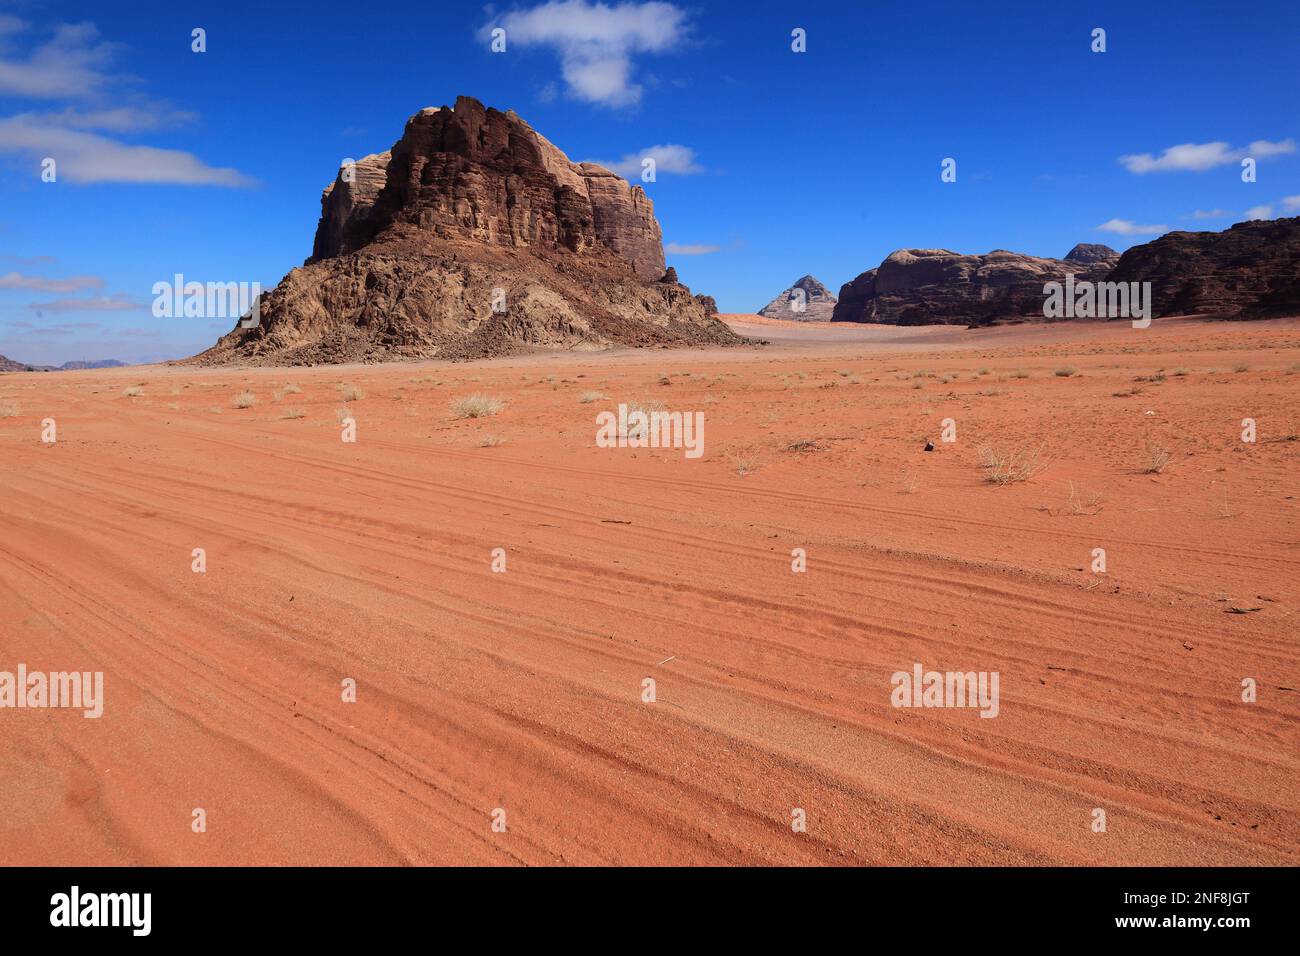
[{"left": 1, "top": 0, "right": 1297, "bottom": 364}]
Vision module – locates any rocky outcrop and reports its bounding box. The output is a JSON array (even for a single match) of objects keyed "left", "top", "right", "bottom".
[
  {"left": 0, "top": 354, "right": 30, "bottom": 372},
  {"left": 310, "top": 151, "right": 391, "bottom": 262},
  {"left": 1107, "top": 217, "right": 1300, "bottom": 317},
  {"left": 196, "top": 97, "right": 735, "bottom": 365},
  {"left": 758, "top": 275, "right": 837, "bottom": 321},
  {"left": 1063, "top": 243, "right": 1119, "bottom": 267},
  {"left": 832, "top": 246, "right": 1115, "bottom": 325}
]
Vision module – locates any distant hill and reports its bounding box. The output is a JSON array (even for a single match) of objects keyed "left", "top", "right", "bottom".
[
  {"left": 0, "top": 354, "right": 129, "bottom": 372},
  {"left": 56, "top": 359, "right": 129, "bottom": 370}
]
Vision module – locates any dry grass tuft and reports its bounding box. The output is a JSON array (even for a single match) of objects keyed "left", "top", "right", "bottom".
[
  {"left": 1141, "top": 441, "right": 1171, "bottom": 474},
  {"left": 451, "top": 394, "right": 506, "bottom": 419},
  {"left": 978, "top": 445, "right": 1046, "bottom": 485},
  {"left": 232, "top": 390, "right": 256, "bottom": 409}
]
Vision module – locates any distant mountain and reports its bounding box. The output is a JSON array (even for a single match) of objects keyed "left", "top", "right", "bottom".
[
  {"left": 0, "top": 355, "right": 129, "bottom": 372},
  {"left": 758, "top": 275, "right": 837, "bottom": 321},
  {"left": 57, "top": 359, "right": 129, "bottom": 370},
  {"left": 1063, "top": 243, "right": 1119, "bottom": 266}
]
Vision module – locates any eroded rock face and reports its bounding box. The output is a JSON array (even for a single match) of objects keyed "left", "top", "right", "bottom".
[
  {"left": 310, "top": 151, "right": 391, "bottom": 263},
  {"left": 758, "top": 275, "right": 837, "bottom": 321},
  {"left": 195, "top": 96, "right": 732, "bottom": 365},
  {"left": 1107, "top": 217, "right": 1300, "bottom": 317},
  {"left": 831, "top": 247, "right": 1113, "bottom": 325}
]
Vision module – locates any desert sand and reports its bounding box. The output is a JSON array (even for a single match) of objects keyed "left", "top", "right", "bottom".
[{"left": 1, "top": 316, "right": 1297, "bottom": 865}]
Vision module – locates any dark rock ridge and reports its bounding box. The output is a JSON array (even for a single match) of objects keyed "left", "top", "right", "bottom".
[
  {"left": 831, "top": 247, "right": 1114, "bottom": 326},
  {"left": 833, "top": 220, "right": 1300, "bottom": 325},
  {"left": 194, "top": 96, "right": 739, "bottom": 365},
  {"left": 1107, "top": 217, "right": 1300, "bottom": 317},
  {"left": 758, "top": 275, "right": 837, "bottom": 321}
]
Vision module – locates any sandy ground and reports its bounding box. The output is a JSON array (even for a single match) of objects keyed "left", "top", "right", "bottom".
[{"left": 1, "top": 315, "right": 1298, "bottom": 865}]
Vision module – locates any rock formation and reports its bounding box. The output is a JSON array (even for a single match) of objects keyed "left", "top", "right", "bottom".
[
  {"left": 194, "top": 96, "right": 739, "bottom": 365},
  {"left": 1107, "top": 217, "right": 1300, "bottom": 317},
  {"left": 0, "top": 354, "right": 30, "bottom": 372},
  {"left": 832, "top": 245, "right": 1118, "bottom": 325},
  {"left": 832, "top": 248, "right": 1110, "bottom": 325},
  {"left": 1063, "top": 243, "right": 1119, "bottom": 267},
  {"left": 758, "top": 275, "right": 837, "bottom": 321}
]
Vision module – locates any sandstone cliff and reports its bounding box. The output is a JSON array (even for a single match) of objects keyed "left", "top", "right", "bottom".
[
  {"left": 194, "top": 97, "right": 738, "bottom": 365},
  {"left": 832, "top": 245, "right": 1116, "bottom": 325},
  {"left": 1107, "top": 217, "right": 1300, "bottom": 317}
]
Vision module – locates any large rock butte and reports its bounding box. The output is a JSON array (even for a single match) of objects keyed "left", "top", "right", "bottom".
[
  {"left": 831, "top": 246, "right": 1116, "bottom": 326},
  {"left": 757, "top": 275, "right": 837, "bottom": 321},
  {"left": 1107, "top": 217, "right": 1300, "bottom": 317},
  {"left": 194, "top": 96, "right": 738, "bottom": 365}
]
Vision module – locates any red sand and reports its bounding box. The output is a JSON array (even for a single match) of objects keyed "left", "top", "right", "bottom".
[{"left": 1, "top": 316, "right": 1297, "bottom": 865}]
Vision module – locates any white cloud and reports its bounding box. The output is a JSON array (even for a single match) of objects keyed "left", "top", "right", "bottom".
[
  {"left": 1118, "top": 139, "right": 1296, "bottom": 174},
  {"left": 1190, "top": 208, "right": 1233, "bottom": 219},
  {"left": 665, "top": 242, "right": 719, "bottom": 255},
  {"left": 1243, "top": 205, "right": 1274, "bottom": 221},
  {"left": 591, "top": 143, "right": 702, "bottom": 177},
  {"left": 28, "top": 292, "right": 143, "bottom": 313},
  {"left": 1282, "top": 195, "right": 1300, "bottom": 212},
  {"left": 487, "top": 1, "right": 689, "bottom": 108},
  {"left": 0, "top": 21, "right": 250, "bottom": 186},
  {"left": 0, "top": 114, "right": 253, "bottom": 186},
  {"left": 0, "top": 270, "right": 104, "bottom": 292},
  {"left": 41, "top": 105, "right": 197, "bottom": 133},
  {"left": 0, "top": 21, "right": 121, "bottom": 99},
  {"left": 1095, "top": 218, "right": 1169, "bottom": 236}
]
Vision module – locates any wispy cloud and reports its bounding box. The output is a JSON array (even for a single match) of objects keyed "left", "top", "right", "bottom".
[
  {"left": 0, "top": 270, "right": 104, "bottom": 292},
  {"left": 0, "top": 20, "right": 251, "bottom": 186},
  {"left": 1118, "top": 139, "right": 1296, "bottom": 174},
  {"left": 28, "top": 292, "right": 144, "bottom": 313},
  {"left": 1283, "top": 195, "right": 1300, "bottom": 212},
  {"left": 1243, "top": 205, "right": 1274, "bottom": 221},
  {"left": 484, "top": 1, "right": 689, "bottom": 108},
  {"left": 1095, "top": 218, "right": 1169, "bottom": 236},
  {"left": 0, "top": 115, "right": 253, "bottom": 185},
  {"left": 1189, "top": 208, "right": 1233, "bottom": 219},
  {"left": 590, "top": 143, "right": 702, "bottom": 177},
  {"left": 0, "top": 22, "right": 120, "bottom": 99},
  {"left": 665, "top": 242, "right": 719, "bottom": 255}
]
